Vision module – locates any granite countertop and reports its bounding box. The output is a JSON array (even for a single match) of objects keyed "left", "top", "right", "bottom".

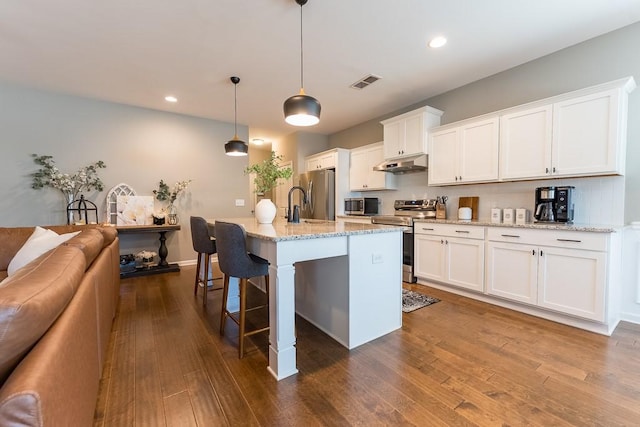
[
  {"left": 209, "top": 217, "right": 402, "bottom": 242},
  {"left": 413, "top": 218, "right": 619, "bottom": 233}
]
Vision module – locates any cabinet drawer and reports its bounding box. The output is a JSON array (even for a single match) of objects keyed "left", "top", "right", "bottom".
[
  {"left": 487, "top": 227, "right": 609, "bottom": 251},
  {"left": 414, "top": 223, "right": 485, "bottom": 240}
]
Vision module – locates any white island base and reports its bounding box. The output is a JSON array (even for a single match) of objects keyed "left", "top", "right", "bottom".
[{"left": 214, "top": 218, "right": 403, "bottom": 381}]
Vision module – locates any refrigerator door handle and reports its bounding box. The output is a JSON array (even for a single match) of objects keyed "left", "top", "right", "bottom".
[{"left": 307, "top": 181, "right": 314, "bottom": 215}]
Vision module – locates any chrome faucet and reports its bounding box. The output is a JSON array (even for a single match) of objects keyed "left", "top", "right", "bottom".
[{"left": 287, "top": 186, "right": 307, "bottom": 223}]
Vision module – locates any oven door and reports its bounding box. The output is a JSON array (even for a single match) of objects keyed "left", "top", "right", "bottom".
[{"left": 402, "top": 228, "right": 415, "bottom": 283}]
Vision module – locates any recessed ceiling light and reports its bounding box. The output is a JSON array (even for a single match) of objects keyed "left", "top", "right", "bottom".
[
  {"left": 428, "top": 36, "right": 447, "bottom": 48},
  {"left": 252, "top": 139, "right": 264, "bottom": 145},
  {"left": 164, "top": 96, "right": 178, "bottom": 103}
]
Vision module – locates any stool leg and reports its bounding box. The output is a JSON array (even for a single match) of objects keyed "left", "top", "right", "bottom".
[
  {"left": 194, "top": 252, "right": 202, "bottom": 295},
  {"left": 239, "top": 278, "right": 247, "bottom": 358},
  {"left": 220, "top": 274, "right": 230, "bottom": 335},
  {"left": 203, "top": 255, "right": 210, "bottom": 306}
]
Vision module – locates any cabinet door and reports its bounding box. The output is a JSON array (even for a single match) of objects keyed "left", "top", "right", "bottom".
[
  {"left": 365, "top": 145, "right": 392, "bottom": 190},
  {"left": 403, "top": 113, "right": 425, "bottom": 157},
  {"left": 414, "top": 234, "right": 446, "bottom": 282},
  {"left": 485, "top": 242, "right": 538, "bottom": 304},
  {"left": 537, "top": 246, "right": 606, "bottom": 321},
  {"left": 383, "top": 120, "right": 403, "bottom": 159},
  {"left": 500, "top": 105, "right": 552, "bottom": 180},
  {"left": 349, "top": 149, "right": 369, "bottom": 190},
  {"left": 552, "top": 89, "right": 621, "bottom": 176},
  {"left": 428, "top": 128, "right": 458, "bottom": 185},
  {"left": 459, "top": 117, "right": 499, "bottom": 183},
  {"left": 306, "top": 157, "right": 320, "bottom": 172},
  {"left": 319, "top": 153, "right": 336, "bottom": 169},
  {"left": 445, "top": 237, "right": 484, "bottom": 292}
]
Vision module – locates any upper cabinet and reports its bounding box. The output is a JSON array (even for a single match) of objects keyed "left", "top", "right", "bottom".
[
  {"left": 305, "top": 151, "right": 336, "bottom": 171},
  {"left": 429, "top": 116, "right": 499, "bottom": 186},
  {"left": 381, "top": 106, "right": 443, "bottom": 160},
  {"left": 427, "top": 76, "right": 635, "bottom": 186},
  {"left": 500, "top": 81, "right": 633, "bottom": 180},
  {"left": 349, "top": 142, "right": 396, "bottom": 191}
]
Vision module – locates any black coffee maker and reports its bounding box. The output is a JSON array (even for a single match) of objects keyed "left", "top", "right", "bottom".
[{"left": 534, "top": 186, "right": 574, "bottom": 223}]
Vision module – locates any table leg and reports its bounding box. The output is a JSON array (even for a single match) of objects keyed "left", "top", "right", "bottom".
[{"left": 157, "top": 231, "right": 169, "bottom": 267}]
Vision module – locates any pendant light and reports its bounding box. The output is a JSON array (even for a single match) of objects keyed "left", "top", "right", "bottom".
[
  {"left": 225, "top": 76, "right": 248, "bottom": 156},
  {"left": 283, "top": 0, "right": 321, "bottom": 126}
]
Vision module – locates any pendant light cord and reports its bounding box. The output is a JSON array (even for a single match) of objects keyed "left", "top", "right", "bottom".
[
  {"left": 234, "top": 81, "right": 238, "bottom": 137},
  {"left": 299, "top": 3, "right": 304, "bottom": 91}
]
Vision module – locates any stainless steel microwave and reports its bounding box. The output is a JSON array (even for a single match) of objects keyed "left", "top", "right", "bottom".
[{"left": 344, "top": 197, "right": 379, "bottom": 216}]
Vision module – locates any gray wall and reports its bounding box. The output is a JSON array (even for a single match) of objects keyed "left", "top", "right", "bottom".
[
  {"left": 0, "top": 83, "right": 252, "bottom": 264},
  {"left": 329, "top": 21, "right": 640, "bottom": 223}
]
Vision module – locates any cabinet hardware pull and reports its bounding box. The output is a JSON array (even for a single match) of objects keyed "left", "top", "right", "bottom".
[
  {"left": 532, "top": 249, "right": 536, "bottom": 255},
  {"left": 557, "top": 238, "right": 582, "bottom": 243},
  {"left": 455, "top": 230, "right": 470, "bottom": 233},
  {"left": 445, "top": 240, "right": 449, "bottom": 245},
  {"left": 455, "top": 176, "right": 458, "bottom": 181},
  {"left": 501, "top": 234, "right": 520, "bottom": 238},
  {"left": 553, "top": 167, "right": 556, "bottom": 173},
  {"left": 459, "top": 176, "right": 462, "bottom": 181},
  {"left": 440, "top": 239, "right": 444, "bottom": 244},
  {"left": 421, "top": 227, "right": 434, "bottom": 231},
  {"left": 545, "top": 167, "right": 549, "bottom": 174},
  {"left": 540, "top": 250, "right": 544, "bottom": 256}
]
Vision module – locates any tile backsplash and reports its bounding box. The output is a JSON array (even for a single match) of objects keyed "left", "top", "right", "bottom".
[{"left": 358, "top": 173, "right": 624, "bottom": 226}]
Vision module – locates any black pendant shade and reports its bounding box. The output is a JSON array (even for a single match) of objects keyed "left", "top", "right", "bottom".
[
  {"left": 284, "top": 0, "right": 320, "bottom": 127},
  {"left": 224, "top": 138, "right": 248, "bottom": 156},
  {"left": 284, "top": 91, "right": 321, "bottom": 126},
  {"left": 225, "top": 76, "right": 248, "bottom": 157}
]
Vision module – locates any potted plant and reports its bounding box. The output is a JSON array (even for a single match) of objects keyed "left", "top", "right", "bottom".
[{"left": 244, "top": 151, "right": 293, "bottom": 223}]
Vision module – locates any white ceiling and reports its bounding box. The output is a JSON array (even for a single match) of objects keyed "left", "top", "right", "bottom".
[{"left": 2, "top": 0, "right": 640, "bottom": 146}]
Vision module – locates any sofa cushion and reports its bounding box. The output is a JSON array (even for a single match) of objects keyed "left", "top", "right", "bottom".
[
  {"left": 0, "top": 245, "right": 86, "bottom": 384},
  {"left": 64, "top": 229, "right": 104, "bottom": 268},
  {"left": 7, "top": 227, "right": 80, "bottom": 277}
]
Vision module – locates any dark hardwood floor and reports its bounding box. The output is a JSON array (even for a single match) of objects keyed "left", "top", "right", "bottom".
[{"left": 94, "top": 264, "right": 640, "bottom": 426}]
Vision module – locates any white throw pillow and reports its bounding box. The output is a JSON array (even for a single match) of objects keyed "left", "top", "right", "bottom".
[{"left": 7, "top": 226, "right": 81, "bottom": 276}]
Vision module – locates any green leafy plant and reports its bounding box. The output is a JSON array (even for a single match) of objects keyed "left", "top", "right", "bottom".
[
  {"left": 153, "top": 179, "right": 192, "bottom": 204},
  {"left": 244, "top": 151, "right": 293, "bottom": 194},
  {"left": 31, "top": 154, "right": 106, "bottom": 200}
]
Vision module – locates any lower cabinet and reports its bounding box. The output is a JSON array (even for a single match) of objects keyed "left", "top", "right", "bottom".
[
  {"left": 485, "top": 228, "right": 608, "bottom": 322},
  {"left": 414, "top": 224, "right": 484, "bottom": 292}
]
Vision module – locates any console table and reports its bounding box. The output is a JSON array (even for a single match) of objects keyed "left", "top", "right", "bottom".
[{"left": 116, "top": 224, "right": 181, "bottom": 278}]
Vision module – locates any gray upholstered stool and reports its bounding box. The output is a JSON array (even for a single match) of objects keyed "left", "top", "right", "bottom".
[
  {"left": 190, "top": 216, "right": 221, "bottom": 306},
  {"left": 214, "top": 221, "right": 269, "bottom": 358}
]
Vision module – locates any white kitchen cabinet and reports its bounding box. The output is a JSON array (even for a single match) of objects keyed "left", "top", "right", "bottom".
[
  {"left": 552, "top": 89, "right": 624, "bottom": 176},
  {"left": 429, "top": 116, "right": 499, "bottom": 186},
  {"left": 537, "top": 246, "right": 606, "bottom": 321},
  {"left": 414, "top": 223, "right": 484, "bottom": 292},
  {"left": 499, "top": 105, "right": 553, "bottom": 180},
  {"left": 486, "top": 241, "right": 539, "bottom": 305},
  {"left": 305, "top": 151, "right": 336, "bottom": 171},
  {"left": 485, "top": 227, "right": 608, "bottom": 322},
  {"left": 499, "top": 77, "right": 635, "bottom": 181},
  {"left": 350, "top": 143, "right": 396, "bottom": 191},
  {"left": 381, "top": 106, "right": 443, "bottom": 160}
]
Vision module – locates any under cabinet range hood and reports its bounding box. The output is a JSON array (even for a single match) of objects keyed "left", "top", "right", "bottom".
[{"left": 373, "top": 154, "right": 427, "bottom": 174}]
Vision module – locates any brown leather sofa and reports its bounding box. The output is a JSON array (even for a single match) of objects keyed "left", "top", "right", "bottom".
[{"left": 0, "top": 225, "right": 120, "bottom": 426}]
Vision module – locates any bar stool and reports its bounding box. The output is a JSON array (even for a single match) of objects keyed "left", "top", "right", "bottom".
[
  {"left": 190, "top": 216, "right": 221, "bottom": 306},
  {"left": 214, "top": 221, "right": 269, "bottom": 358}
]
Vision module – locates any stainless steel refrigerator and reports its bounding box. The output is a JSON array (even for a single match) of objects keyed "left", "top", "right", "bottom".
[{"left": 299, "top": 169, "right": 335, "bottom": 220}]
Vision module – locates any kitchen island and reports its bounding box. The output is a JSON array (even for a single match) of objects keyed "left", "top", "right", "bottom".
[{"left": 208, "top": 218, "right": 403, "bottom": 381}]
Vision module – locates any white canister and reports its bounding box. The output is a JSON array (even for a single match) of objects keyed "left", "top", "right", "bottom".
[
  {"left": 502, "top": 208, "right": 515, "bottom": 224},
  {"left": 491, "top": 208, "right": 502, "bottom": 224},
  {"left": 458, "top": 207, "right": 472, "bottom": 220},
  {"left": 516, "top": 208, "right": 529, "bottom": 225}
]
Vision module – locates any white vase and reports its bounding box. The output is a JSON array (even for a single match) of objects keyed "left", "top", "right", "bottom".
[{"left": 255, "top": 198, "right": 277, "bottom": 224}]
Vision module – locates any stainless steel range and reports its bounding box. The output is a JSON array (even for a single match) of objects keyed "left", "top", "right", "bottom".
[{"left": 371, "top": 199, "right": 437, "bottom": 283}]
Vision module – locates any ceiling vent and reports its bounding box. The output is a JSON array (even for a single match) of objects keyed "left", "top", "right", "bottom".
[{"left": 350, "top": 74, "right": 381, "bottom": 90}]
